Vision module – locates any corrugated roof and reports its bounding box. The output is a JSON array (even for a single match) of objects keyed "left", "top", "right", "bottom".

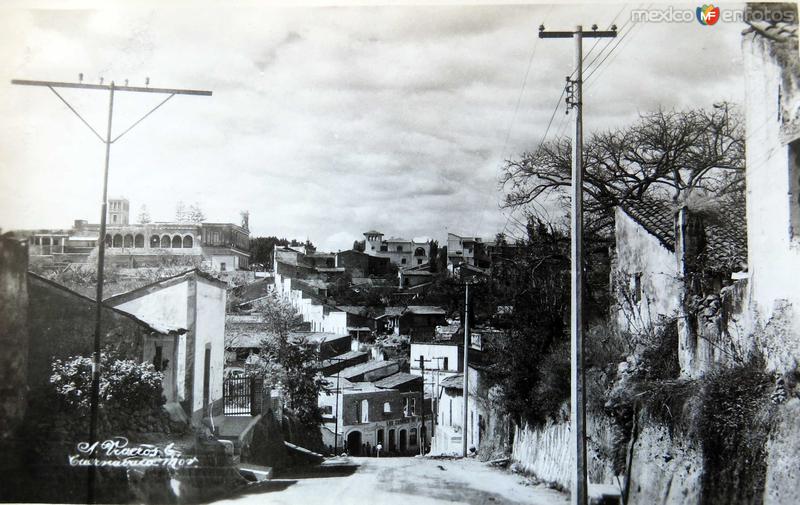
[
  {"left": 405, "top": 305, "right": 446, "bottom": 315},
  {"left": 339, "top": 360, "right": 398, "bottom": 380},
  {"left": 440, "top": 374, "right": 463, "bottom": 390},
  {"left": 373, "top": 372, "right": 422, "bottom": 389},
  {"left": 319, "top": 350, "right": 368, "bottom": 368}
]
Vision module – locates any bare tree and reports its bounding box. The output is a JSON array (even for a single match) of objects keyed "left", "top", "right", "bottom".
[{"left": 501, "top": 105, "right": 745, "bottom": 235}]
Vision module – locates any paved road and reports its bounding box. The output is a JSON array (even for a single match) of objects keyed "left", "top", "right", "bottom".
[{"left": 215, "top": 456, "right": 568, "bottom": 505}]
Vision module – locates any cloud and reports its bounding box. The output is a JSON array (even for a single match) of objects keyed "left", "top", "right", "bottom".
[{"left": 0, "top": 3, "right": 746, "bottom": 250}]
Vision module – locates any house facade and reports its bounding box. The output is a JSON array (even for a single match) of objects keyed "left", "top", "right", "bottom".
[
  {"left": 363, "top": 230, "right": 431, "bottom": 268},
  {"left": 319, "top": 365, "right": 431, "bottom": 456},
  {"left": 742, "top": 9, "right": 800, "bottom": 373},
  {"left": 105, "top": 269, "right": 228, "bottom": 424},
  {"left": 17, "top": 198, "right": 250, "bottom": 271},
  {"left": 431, "top": 366, "right": 488, "bottom": 456}
]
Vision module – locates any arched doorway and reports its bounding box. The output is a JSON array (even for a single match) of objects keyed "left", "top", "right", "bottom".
[
  {"left": 123, "top": 234, "right": 134, "bottom": 248},
  {"left": 112, "top": 234, "right": 123, "bottom": 248},
  {"left": 172, "top": 235, "right": 182, "bottom": 248},
  {"left": 388, "top": 429, "right": 396, "bottom": 452},
  {"left": 399, "top": 429, "right": 407, "bottom": 453},
  {"left": 346, "top": 431, "right": 362, "bottom": 456},
  {"left": 134, "top": 234, "right": 144, "bottom": 248},
  {"left": 160, "top": 235, "right": 171, "bottom": 248},
  {"left": 183, "top": 235, "right": 193, "bottom": 248}
]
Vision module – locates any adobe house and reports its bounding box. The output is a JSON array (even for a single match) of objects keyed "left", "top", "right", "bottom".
[
  {"left": 613, "top": 198, "right": 748, "bottom": 377},
  {"left": 431, "top": 364, "right": 489, "bottom": 457},
  {"left": 26, "top": 273, "right": 175, "bottom": 392},
  {"left": 104, "top": 269, "right": 228, "bottom": 425}
]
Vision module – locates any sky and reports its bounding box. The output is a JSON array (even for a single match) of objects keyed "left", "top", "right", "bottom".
[{"left": 0, "top": 1, "right": 746, "bottom": 251}]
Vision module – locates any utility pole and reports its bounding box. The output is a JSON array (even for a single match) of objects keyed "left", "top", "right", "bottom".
[
  {"left": 419, "top": 356, "right": 425, "bottom": 455},
  {"left": 462, "top": 282, "right": 470, "bottom": 457},
  {"left": 538, "top": 25, "right": 616, "bottom": 505},
  {"left": 11, "top": 77, "right": 211, "bottom": 504},
  {"left": 417, "top": 355, "right": 435, "bottom": 455},
  {"left": 324, "top": 355, "right": 350, "bottom": 456}
]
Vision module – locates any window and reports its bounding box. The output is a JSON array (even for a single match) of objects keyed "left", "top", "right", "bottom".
[
  {"left": 383, "top": 402, "right": 391, "bottom": 413},
  {"left": 134, "top": 234, "right": 144, "bottom": 248},
  {"left": 112, "top": 215, "right": 117, "bottom": 223},
  {"left": 404, "top": 397, "right": 416, "bottom": 416},
  {"left": 160, "top": 235, "right": 171, "bottom": 248},
  {"left": 172, "top": 235, "right": 182, "bottom": 248},
  {"left": 380, "top": 245, "right": 388, "bottom": 252},
  {"left": 123, "top": 234, "right": 134, "bottom": 248},
  {"left": 396, "top": 245, "right": 403, "bottom": 252},
  {"left": 790, "top": 138, "right": 800, "bottom": 238},
  {"left": 321, "top": 405, "right": 333, "bottom": 415},
  {"left": 53, "top": 238, "right": 60, "bottom": 246},
  {"left": 360, "top": 399, "right": 369, "bottom": 423},
  {"left": 371, "top": 246, "right": 375, "bottom": 250},
  {"left": 443, "top": 357, "right": 449, "bottom": 370},
  {"left": 417, "top": 259, "right": 423, "bottom": 265},
  {"left": 150, "top": 235, "right": 160, "bottom": 248},
  {"left": 153, "top": 345, "right": 163, "bottom": 371},
  {"left": 113, "top": 234, "right": 123, "bottom": 248},
  {"left": 183, "top": 235, "right": 193, "bottom": 248},
  {"left": 632, "top": 273, "right": 643, "bottom": 303},
  {"left": 401, "top": 258, "right": 407, "bottom": 265},
  {"left": 220, "top": 262, "right": 227, "bottom": 271}
]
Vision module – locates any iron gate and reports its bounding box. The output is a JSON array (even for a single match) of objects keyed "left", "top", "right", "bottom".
[{"left": 223, "top": 376, "right": 263, "bottom": 416}]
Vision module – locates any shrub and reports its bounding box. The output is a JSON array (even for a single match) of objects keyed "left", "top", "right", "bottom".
[{"left": 49, "top": 353, "right": 164, "bottom": 412}]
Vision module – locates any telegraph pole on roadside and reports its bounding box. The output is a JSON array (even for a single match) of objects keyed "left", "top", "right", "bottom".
[
  {"left": 11, "top": 77, "right": 212, "bottom": 504},
  {"left": 538, "top": 24, "right": 616, "bottom": 505},
  {"left": 462, "top": 282, "right": 470, "bottom": 457}
]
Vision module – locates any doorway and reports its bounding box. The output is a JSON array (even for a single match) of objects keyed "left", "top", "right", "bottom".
[{"left": 346, "top": 431, "right": 362, "bottom": 456}]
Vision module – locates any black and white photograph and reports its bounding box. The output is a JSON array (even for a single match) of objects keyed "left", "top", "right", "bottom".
[{"left": 1, "top": 1, "right": 799, "bottom": 504}]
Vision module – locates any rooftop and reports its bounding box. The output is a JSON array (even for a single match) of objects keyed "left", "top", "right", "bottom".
[
  {"left": 339, "top": 360, "right": 399, "bottom": 380},
  {"left": 619, "top": 197, "right": 748, "bottom": 271},
  {"left": 405, "top": 305, "right": 447, "bottom": 315},
  {"left": 373, "top": 372, "right": 422, "bottom": 389}
]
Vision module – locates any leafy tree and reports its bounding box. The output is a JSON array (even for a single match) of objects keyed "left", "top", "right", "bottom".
[
  {"left": 251, "top": 293, "right": 324, "bottom": 425},
  {"left": 249, "top": 236, "right": 291, "bottom": 268},
  {"left": 436, "top": 245, "right": 448, "bottom": 274},
  {"left": 501, "top": 105, "right": 745, "bottom": 235},
  {"left": 187, "top": 203, "right": 206, "bottom": 223},
  {"left": 137, "top": 205, "right": 151, "bottom": 224},
  {"left": 428, "top": 240, "right": 439, "bottom": 272},
  {"left": 352, "top": 240, "right": 366, "bottom": 252}
]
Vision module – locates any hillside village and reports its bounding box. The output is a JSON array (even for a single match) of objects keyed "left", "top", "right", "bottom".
[{"left": 1, "top": 3, "right": 800, "bottom": 505}]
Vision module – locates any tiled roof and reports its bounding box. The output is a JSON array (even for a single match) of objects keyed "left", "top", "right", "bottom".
[
  {"left": 703, "top": 198, "right": 748, "bottom": 269},
  {"left": 619, "top": 196, "right": 747, "bottom": 272},
  {"left": 620, "top": 199, "right": 676, "bottom": 251},
  {"left": 743, "top": 4, "right": 798, "bottom": 41}
]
